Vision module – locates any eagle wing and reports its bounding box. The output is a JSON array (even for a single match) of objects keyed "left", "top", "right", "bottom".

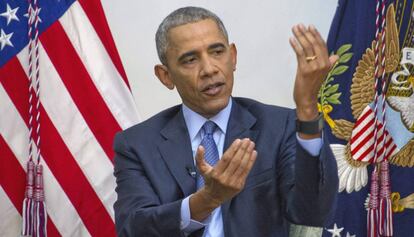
[
  {"left": 350, "top": 43, "right": 376, "bottom": 119},
  {"left": 390, "top": 140, "right": 414, "bottom": 167},
  {"left": 385, "top": 4, "right": 400, "bottom": 73}
]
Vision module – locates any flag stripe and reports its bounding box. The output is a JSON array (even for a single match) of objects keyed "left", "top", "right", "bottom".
[
  {"left": 352, "top": 124, "right": 384, "bottom": 161},
  {"left": 59, "top": 2, "right": 140, "bottom": 129},
  {"left": 0, "top": 0, "right": 139, "bottom": 235},
  {"left": 351, "top": 128, "right": 375, "bottom": 157},
  {"left": 350, "top": 112, "right": 375, "bottom": 144},
  {"left": 0, "top": 186, "right": 22, "bottom": 237},
  {"left": 354, "top": 105, "right": 372, "bottom": 127},
  {"left": 0, "top": 62, "right": 111, "bottom": 236},
  {"left": 39, "top": 21, "right": 121, "bottom": 161},
  {"left": 0, "top": 136, "right": 61, "bottom": 237},
  {"left": 0, "top": 58, "right": 30, "bottom": 123},
  {"left": 0, "top": 135, "right": 26, "bottom": 213},
  {"left": 77, "top": 0, "right": 129, "bottom": 87},
  {"left": 16, "top": 42, "right": 116, "bottom": 220},
  {"left": 42, "top": 97, "right": 116, "bottom": 237},
  {"left": 0, "top": 70, "right": 91, "bottom": 237}
]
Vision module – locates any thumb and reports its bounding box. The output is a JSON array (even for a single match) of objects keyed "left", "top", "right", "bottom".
[
  {"left": 195, "top": 146, "right": 212, "bottom": 175},
  {"left": 328, "top": 54, "right": 339, "bottom": 69}
]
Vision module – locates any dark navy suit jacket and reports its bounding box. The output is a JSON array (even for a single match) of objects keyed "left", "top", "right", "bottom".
[{"left": 113, "top": 97, "right": 338, "bottom": 237}]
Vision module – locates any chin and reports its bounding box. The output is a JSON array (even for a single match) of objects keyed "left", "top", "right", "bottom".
[{"left": 203, "top": 97, "right": 230, "bottom": 117}]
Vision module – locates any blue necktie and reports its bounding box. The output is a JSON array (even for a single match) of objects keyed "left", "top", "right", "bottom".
[{"left": 196, "top": 121, "right": 219, "bottom": 189}]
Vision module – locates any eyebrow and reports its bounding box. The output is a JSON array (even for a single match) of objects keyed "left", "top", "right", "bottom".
[
  {"left": 208, "top": 43, "right": 226, "bottom": 50},
  {"left": 178, "top": 50, "right": 197, "bottom": 62},
  {"left": 177, "top": 43, "right": 227, "bottom": 62}
]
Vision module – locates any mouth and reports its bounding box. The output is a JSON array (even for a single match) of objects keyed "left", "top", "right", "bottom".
[{"left": 201, "top": 82, "right": 225, "bottom": 96}]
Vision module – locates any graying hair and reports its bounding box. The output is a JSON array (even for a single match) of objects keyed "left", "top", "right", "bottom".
[{"left": 155, "top": 6, "right": 229, "bottom": 65}]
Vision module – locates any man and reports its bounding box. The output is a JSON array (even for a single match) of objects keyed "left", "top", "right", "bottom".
[{"left": 113, "top": 6, "right": 339, "bottom": 237}]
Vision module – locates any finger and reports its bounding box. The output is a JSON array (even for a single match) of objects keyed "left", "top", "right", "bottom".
[
  {"left": 308, "top": 25, "right": 326, "bottom": 50},
  {"left": 214, "top": 139, "right": 242, "bottom": 173},
  {"left": 306, "top": 25, "right": 329, "bottom": 63},
  {"left": 292, "top": 24, "right": 315, "bottom": 59},
  {"left": 239, "top": 150, "right": 258, "bottom": 181},
  {"left": 195, "top": 146, "right": 212, "bottom": 176},
  {"left": 328, "top": 54, "right": 339, "bottom": 69},
  {"left": 301, "top": 26, "right": 326, "bottom": 64},
  {"left": 231, "top": 141, "right": 255, "bottom": 179},
  {"left": 220, "top": 138, "right": 251, "bottom": 177},
  {"left": 289, "top": 37, "right": 306, "bottom": 65}
]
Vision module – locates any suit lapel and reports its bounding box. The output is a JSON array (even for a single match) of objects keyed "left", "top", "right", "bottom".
[
  {"left": 158, "top": 108, "right": 196, "bottom": 197},
  {"left": 222, "top": 99, "right": 259, "bottom": 233}
]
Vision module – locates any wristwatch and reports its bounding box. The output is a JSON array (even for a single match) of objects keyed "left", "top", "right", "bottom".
[{"left": 295, "top": 113, "right": 324, "bottom": 135}]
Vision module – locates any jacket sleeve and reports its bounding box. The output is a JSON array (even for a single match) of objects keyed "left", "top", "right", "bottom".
[
  {"left": 278, "top": 110, "right": 339, "bottom": 226},
  {"left": 113, "top": 132, "right": 185, "bottom": 237}
]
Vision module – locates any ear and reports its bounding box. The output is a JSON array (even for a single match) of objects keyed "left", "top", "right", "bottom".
[
  {"left": 229, "top": 43, "right": 237, "bottom": 71},
  {"left": 154, "top": 64, "right": 175, "bottom": 90}
]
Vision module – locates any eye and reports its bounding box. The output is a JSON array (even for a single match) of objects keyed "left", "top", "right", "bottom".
[
  {"left": 182, "top": 56, "right": 197, "bottom": 65},
  {"left": 212, "top": 49, "right": 224, "bottom": 55}
]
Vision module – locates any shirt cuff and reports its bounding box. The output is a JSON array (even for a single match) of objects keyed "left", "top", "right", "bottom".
[
  {"left": 180, "top": 195, "right": 211, "bottom": 234},
  {"left": 296, "top": 133, "right": 323, "bottom": 156}
]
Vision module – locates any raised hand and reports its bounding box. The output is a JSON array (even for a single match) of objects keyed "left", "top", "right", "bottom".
[{"left": 289, "top": 24, "right": 338, "bottom": 122}]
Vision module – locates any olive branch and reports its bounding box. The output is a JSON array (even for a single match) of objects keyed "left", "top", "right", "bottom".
[{"left": 318, "top": 44, "right": 353, "bottom": 106}]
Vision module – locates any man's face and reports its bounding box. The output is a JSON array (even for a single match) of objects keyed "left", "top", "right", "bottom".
[{"left": 157, "top": 19, "right": 237, "bottom": 118}]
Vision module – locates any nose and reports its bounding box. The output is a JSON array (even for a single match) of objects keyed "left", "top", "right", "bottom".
[{"left": 200, "top": 56, "right": 218, "bottom": 78}]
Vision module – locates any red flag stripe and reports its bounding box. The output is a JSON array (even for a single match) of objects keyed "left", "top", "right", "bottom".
[
  {"left": 0, "top": 57, "right": 30, "bottom": 124},
  {"left": 387, "top": 142, "right": 397, "bottom": 158},
  {"left": 0, "top": 136, "right": 27, "bottom": 213},
  {"left": 0, "top": 136, "right": 61, "bottom": 237},
  {"left": 16, "top": 30, "right": 118, "bottom": 218},
  {"left": 39, "top": 105, "right": 116, "bottom": 236},
  {"left": 16, "top": 38, "right": 118, "bottom": 219},
  {"left": 351, "top": 129, "right": 375, "bottom": 156},
  {"left": 40, "top": 21, "right": 121, "bottom": 161},
  {"left": 0, "top": 80, "right": 91, "bottom": 236},
  {"left": 375, "top": 133, "right": 397, "bottom": 160},
  {"left": 1, "top": 61, "right": 115, "bottom": 236},
  {"left": 350, "top": 116, "right": 375, "bottom": 144},
  {"left": 58, "top": 2, "right": 139, "bottom": 130},
  {"left": 77, "top": 0, "right": 129, "bottom": 88},
  {"left": 354, "top": 106, "right": 373, "bottom": 127},
  {"left": 352, "top": 125, "right": 386, "bottom": 161}
]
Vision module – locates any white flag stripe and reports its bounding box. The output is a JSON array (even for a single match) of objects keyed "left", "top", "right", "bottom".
[
  {"left": 352, "top": 129, "right": 378, "bottom": 160},
  {"left": 0, "top": 84, "right": 92, "bottom": 237},
  {"left": 60, "top": 2, "right": 140, "bottom": 130},
  {"left": 351, "top": 108, "right": 375, "bottom": 146},
  {"left": 0, "top": 186, "right": 21, "bottom": 237},
  {"left": 16, "top": 44, "right": 116, "bottom": 221},
  {"left": 353, "top": 129, "right": 385, "bottom": 161}
]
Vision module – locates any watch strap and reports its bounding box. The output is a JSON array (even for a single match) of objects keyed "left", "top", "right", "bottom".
[{"left": 296, "top": 113, "right": 324, "bottom": 135}]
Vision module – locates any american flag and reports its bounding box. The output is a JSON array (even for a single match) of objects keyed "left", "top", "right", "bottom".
[{"left": 0, "top": 0, "right": 139, "bottom": 236}]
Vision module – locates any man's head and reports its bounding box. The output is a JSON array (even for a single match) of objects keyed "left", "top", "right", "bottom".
[{"left": 154, "top": 7, "right": 237, "bottom": 118}]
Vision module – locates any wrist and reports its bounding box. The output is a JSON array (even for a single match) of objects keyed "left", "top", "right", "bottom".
[
  {"left": 189, "top": 189, "right": 221, "bottom": 221},
  {"left": 296, "top": 104, "right": 319, "bottom": 121},
  {"left": 199, "top": 188, "right": 222, "bottom": 208}
]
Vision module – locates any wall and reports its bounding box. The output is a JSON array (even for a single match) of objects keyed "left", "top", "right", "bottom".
[{"left": 102, "top": 0, "right": 338, "bottom": 120}]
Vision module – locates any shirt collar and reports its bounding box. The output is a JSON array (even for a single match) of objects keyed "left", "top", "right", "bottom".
[{"left": 182, "top": 98, "right": 232, "bottom": 141}]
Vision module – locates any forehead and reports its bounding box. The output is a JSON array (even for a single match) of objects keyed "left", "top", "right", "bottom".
[{"left": 166, "top": 19, "right": 227, "bottom": 53}]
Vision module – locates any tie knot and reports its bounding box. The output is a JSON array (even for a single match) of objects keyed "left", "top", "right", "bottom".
[{"left": 202, "top": 121, "right": 217, "bottom": 135}]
